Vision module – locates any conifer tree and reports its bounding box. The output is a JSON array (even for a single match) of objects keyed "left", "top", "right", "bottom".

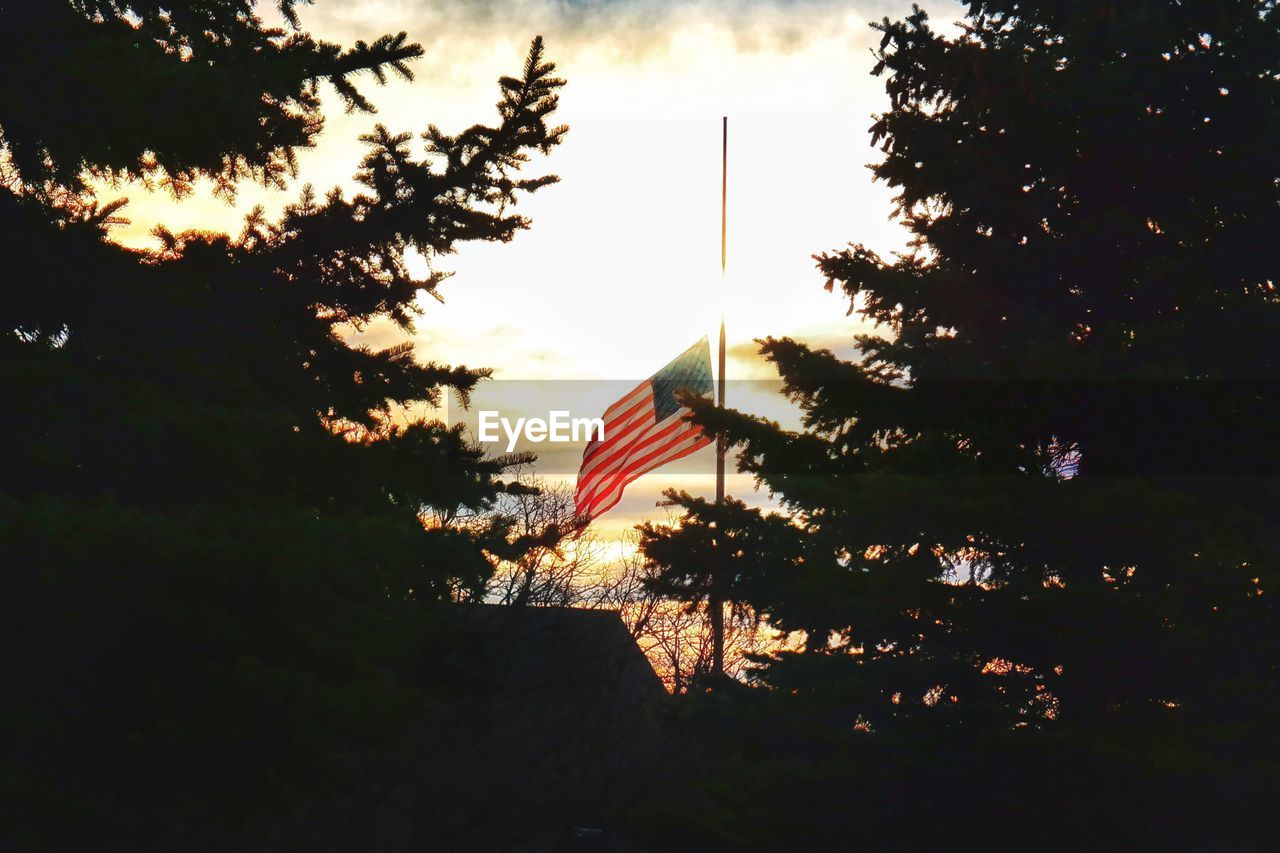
[
  {"left": 660, "top": 2, "right": 1280, "bottom": 846},
  {"left": 637, "top": 491, "right": 805, "bottom": 678},
  {"left": 1, "top": 3, "right": 567, "bottom": 847}
]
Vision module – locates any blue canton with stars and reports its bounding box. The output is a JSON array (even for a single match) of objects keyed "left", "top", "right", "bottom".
[{"left": 649, "top": 338, "right": 713, "bottom": 422}]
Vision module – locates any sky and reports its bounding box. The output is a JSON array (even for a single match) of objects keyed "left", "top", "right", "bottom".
[{"left": 107, "top": 0, "right": 966, "bottom": 540}]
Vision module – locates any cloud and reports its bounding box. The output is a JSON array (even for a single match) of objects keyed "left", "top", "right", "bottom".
[{"left": 297, "top": 0, "right": 915, "bottom": 61}]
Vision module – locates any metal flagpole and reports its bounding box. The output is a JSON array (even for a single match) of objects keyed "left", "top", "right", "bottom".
[
  {"left": 711, "top": 116, "right": 727, "bottom": 677},
  {"left": 717, "top": 115, "right": 727, "bottom": 501}
]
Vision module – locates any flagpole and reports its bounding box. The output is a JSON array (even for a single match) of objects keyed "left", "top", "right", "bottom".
[
  {"left": 717, "top": 115, "right": 726, "bottom": 500},
  {"left": 711, "top": 116, "right": 727, "bottom": 677}
]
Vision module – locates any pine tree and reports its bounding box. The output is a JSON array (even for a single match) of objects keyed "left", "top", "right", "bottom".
[
  {"left": 1, "top": 3, "right": 567, "bottom": 847},
  {"left": 661, "top": 1, "right": 1280, "bottom": 846},
  {"left": 636, "top": 490, "right": 807, "bottom": 681}
]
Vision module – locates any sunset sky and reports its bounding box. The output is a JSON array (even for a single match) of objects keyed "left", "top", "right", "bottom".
[{"left": 106, "top": 0, "right": 965, "bottom": 540}]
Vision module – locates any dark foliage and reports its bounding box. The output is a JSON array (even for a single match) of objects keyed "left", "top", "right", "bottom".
[
  {"left": 1, "top": 3, "right": 566, "bottom": 848},
  {"left": 646, "top": 1, "right": 1280, "bottom": 847}
]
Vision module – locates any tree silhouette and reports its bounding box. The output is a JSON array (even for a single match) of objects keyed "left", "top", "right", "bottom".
[
  {"left": 482, "top": 468, "right": 597, "bottom": 607},
  {"left": 1, "top": 3, "right": 566, "bottom": 847},
  {"left": 637, "top": 489, "right": 810, "bottom": 678},
  {"left": 665, "top": 1, "right": 1280, "bottom": 847},
  {"left": 0, "top": 1, "right": 421, "bottom": 196}
]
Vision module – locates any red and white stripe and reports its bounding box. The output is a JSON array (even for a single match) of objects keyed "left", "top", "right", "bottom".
[{"left": 574, "top": 381, "right": 712, "bottom": 520}]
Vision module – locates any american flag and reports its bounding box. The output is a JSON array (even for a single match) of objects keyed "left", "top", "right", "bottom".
[{"left": 574, "top": 338, "right": 715, "bottom": 521}]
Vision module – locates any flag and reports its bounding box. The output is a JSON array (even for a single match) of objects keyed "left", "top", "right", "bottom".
[{"left": 574, "top": 338, "right": 715, "bottom": 520}]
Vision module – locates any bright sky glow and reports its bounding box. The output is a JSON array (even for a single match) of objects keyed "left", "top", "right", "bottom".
[{"left": 104, "top": 0, "right": 966, "bottom": 538}]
